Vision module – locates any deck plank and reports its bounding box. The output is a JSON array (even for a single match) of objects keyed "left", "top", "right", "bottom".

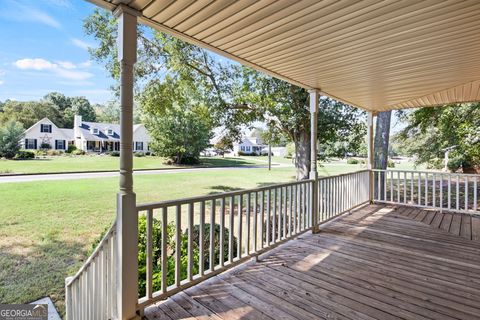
[
  {"left": 145, "top": 204, "right": 480, "bottom": 320},
  {"left": 460, "top": 215, "right": 472, "bottom": 240},
  {"left": 472, "top": 217, "right": 480, "bottom": 241}
]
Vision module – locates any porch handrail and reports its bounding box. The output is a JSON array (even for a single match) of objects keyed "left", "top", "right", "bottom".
[
  {"left": 65, "top": 170, "right": 371, "bottom": 318},
  {"left": 372, "top": 169, "right": 480, "bottom": 214},
  {"left": 65, "top": 222, "right": 117, "bottom": 319},
  {"left": 136, "top": 170, "right": 370, "bottom": 310}
]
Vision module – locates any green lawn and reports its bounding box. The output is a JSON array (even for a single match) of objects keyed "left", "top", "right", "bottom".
[
  {"left": 0, "top": 155, "right": 259, "bottom": 174},
  {"left": 0, "top": 157, "right": 422, "bottom": 314},
  {"left": 0, "top": 167, "right": 297, "bottom": 313}
]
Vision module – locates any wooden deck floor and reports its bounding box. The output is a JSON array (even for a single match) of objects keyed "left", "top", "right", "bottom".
[{"left": 145, "top": 204, "right": 480, "bottom": 320}]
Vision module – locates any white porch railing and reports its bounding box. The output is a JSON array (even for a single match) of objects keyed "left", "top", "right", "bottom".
[
  {"left": 64, "top": 170, "right": 371, "bottom": 318},
  {"left": 319, "top": 170, "right": 370, "bottom": 220},
  {"left": 135, "top": 178, "right": 314, "bottom": 309},
  {"left": 65, "top": 223, "right": 117, "bottom": 320},
  {"left": 373, "top": 169, "right": 480, "bottom": 214}
]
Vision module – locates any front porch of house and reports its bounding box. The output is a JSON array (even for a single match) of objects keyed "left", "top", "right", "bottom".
[
  {"left": 86, "top": 140, "right": 120, "bottom": 153},
  {"left": 58, "top": 1, "right": 480, "bottom": 319},
  {"left": 145, "top": 203, "right": 480, "bottom": 320}
]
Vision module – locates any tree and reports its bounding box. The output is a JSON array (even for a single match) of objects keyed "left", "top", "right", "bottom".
[
  {"left": 43, "top": 92, "right": 71, "bottom": 111},
  {"left": 397, "top": 104, "right": 480, "bottom": 172},
  {"left": 374, "top": 111, "right": 392, "bottom": 170},
  {"left": 84, "top": 9, "right": 365, "bottom": 179},
  {"left": 0, "top": 120, "right": 24, "bottom": 159},
  {"left": 0, "top": 100, "right": 63, "bottom": 128},
  {"left": 43, "top": 93, "right": 96, "bottom": 127},
  {"left": 95, "top": 101, "right": 120, "bottom": 123},
  {"left": 214, "top": 136, "right": 233, "bottom": 157}
]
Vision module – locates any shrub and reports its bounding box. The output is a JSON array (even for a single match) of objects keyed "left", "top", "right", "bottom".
[
  {"left": 35, "top": 149, "right": 46, "bottom": 157},
  {"left": 46, "top": 150, "right": 62, "bottom": 156},
  {"left": 387, "top": 159, "right": 395, "bottom": 168},
  {"left": 66, "top": 145, "right": 77, "bottom": 153},
  {"left": 134, "top": 152, "right": 145, "bottom": 157},
  {"left": 91, "top": 217, "right": 238, "bottom": 298},
  {"left": 426, "top": 158, "right": 443, "bottom": 169},
  {"left": 447, "top": 156, "right": 466, "bottom": 172},
  {"left": 40, "top": 143, "right": 51, "bottom": 150},
  {"left": 347, "top": 158, "right": 359, "bottom": 164},
  {"left": 110, "top": 151, "right": 120, "bottom": 157},
  {"left": 13, "top": 150, "right": 35, "bottom": 160},
  {"left": 0, "top": 121, "right": 24, "bottom": 159},
  {"left": 71, "top": 149, "right": 86, "bottom": 155}
]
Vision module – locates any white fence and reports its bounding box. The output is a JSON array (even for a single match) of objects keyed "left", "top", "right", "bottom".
[
  {"left": 65, "top": 223, "right": 117, "bottom": 320},
  {"left": 64, "top": 170, "right": 372, "bottom": 318},
  {"left": 373, "top": 169, "right": 480, "bottom": 214},
  {"left": 319, "top": 170, "right": 370, "bottom": 220}
]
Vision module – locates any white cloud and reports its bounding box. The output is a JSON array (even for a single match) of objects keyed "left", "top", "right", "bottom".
[
  {"left": 79, "top": 60, "right": 92, "bottom": 68},
  {"left": 57, "top": 61, "right": 76, "bottom": 69},
  {"left": 44, "top": 0, "right": 72, "bottom": 8},
  {"left": 0, "top": 80, "right": 4, "bottom": 85},
  {"left": 71, "top": 38, "right": 93, "bottom": 51},
  {"left": 15, "top": 58, "right": 55, "bottom": 70},
  {"left": 14, "top": 58, "right": 93, "bottom": 81},
  {"left": 1, "top": 3, "right": 62, "bottom": 29}
]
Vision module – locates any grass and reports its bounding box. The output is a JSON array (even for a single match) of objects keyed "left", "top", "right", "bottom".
[
  {"left": 0, "top": 156, "right": 422, "bottom": 314},
  {"left": 0, "top": 155, "right": 259, "bottom": 174},
  {"left": 0, "top": 167, "right": 297, "bottom": 313}
]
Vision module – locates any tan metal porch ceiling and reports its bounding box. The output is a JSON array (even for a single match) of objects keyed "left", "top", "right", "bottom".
[{"left": 90, "top": 0, "right": 480, "bottom": 112}]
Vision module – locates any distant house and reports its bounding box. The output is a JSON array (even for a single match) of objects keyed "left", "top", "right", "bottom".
[
  {"left": 232, "top": 136, "right": 265, "bottom": 155},
  {"left": 22, "top": 118, "right": 74, "bottom": 151},
  {"left": 22, "top": 115, "right": 151, "bottom": 153}
]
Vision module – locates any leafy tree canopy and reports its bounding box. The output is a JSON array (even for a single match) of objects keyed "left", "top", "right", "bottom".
[
  {"left": 84, "top": 9, "right": 366, "bottom": 178},
  {"left": 0, "top": 120, "right": 24, "bottom": 159},
  {"left": 0, "top": 93, "right": 97, "bottom": 129},
  {"left": 397, "top": 103, "right": 480, "bottom": 171}
]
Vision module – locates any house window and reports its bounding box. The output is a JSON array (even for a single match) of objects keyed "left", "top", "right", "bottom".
[
  {"left": 40, "top": 124, "right": 52, "bottom": 133},
  {"left": 107, "top": 129, "right": 113, "bottom": 136},
  {"left": 25, "top": 139, "right": 37, "bottom": 149},
  {"left": 240, "top": 146, "right": 245, "bottom": 151},
  {"left": 246, "top": 146, "right": 251, "bottom": 152},
  {"left": 135, "top": 142, "right": 143, "bottom": 150},
  {"left": 92, "top": 128, "right": 99, "bottom": 134},
  {"left": 55, "top": 140, "right": 65, "bottom": 150}
]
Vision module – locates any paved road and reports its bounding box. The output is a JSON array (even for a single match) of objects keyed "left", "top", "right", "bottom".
[{"left": 0, "top": 165, "right": 278, "bottom": 183}]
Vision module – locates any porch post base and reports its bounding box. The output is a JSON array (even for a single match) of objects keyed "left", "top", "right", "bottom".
[{"left": 116, "top": 192, "right": 138, "bottom": 320}]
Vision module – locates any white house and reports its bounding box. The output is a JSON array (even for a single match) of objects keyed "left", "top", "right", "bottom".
[
  {"left": 22, "top": 118, "right": 74, "bottom": 151},
  {"left": 23, "top": 115, "right": 151, "bottom": 153},
  {"left": 73, "top": 115, "right": 151, "bottom": 153},
  {"left": 232, "top": 136, "right": 265, "bottom": 155}
]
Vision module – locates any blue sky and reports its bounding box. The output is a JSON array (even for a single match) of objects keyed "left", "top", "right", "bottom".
[{"left": 0, "top": 0, "right": 114, "bottom": 104}]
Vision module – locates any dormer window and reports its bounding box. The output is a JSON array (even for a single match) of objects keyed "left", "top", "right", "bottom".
[
  {"left": 40, "top": 124, "right": 52, "bottom": 133},
  {"left": 91, "top": 128, "right": 99, "bottom": 135},
  {"left": 107, "top": 129, "right": 113, "bottom": 136}
]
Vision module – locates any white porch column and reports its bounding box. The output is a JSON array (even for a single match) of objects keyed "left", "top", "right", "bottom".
[
  {"left": 367, "top": 112, "right": 375, "bottom": 202},
  {"left": 114, "top": 5, "right": 139, "bottom": 320},
  {"left": 309, "top": 89, "right": 319, "bottom": 233}
]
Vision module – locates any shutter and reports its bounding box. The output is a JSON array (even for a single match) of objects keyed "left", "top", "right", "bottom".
[
  {"left": 34, "top": 139, "right": 37, "bottom": 149},
  {"left": 55, "top": 140, "right": 58, "bottom": 150},
  {"left": 63, "top": 140, "right": 66, "bottom": 150}
]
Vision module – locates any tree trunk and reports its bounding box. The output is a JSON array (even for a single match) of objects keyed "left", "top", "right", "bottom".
[
  {"left": 374, "top": 111, "right": 392, "bottom": 199},
  {"left": 294, "top": 130, "right": 311, "bottom": 180}
]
